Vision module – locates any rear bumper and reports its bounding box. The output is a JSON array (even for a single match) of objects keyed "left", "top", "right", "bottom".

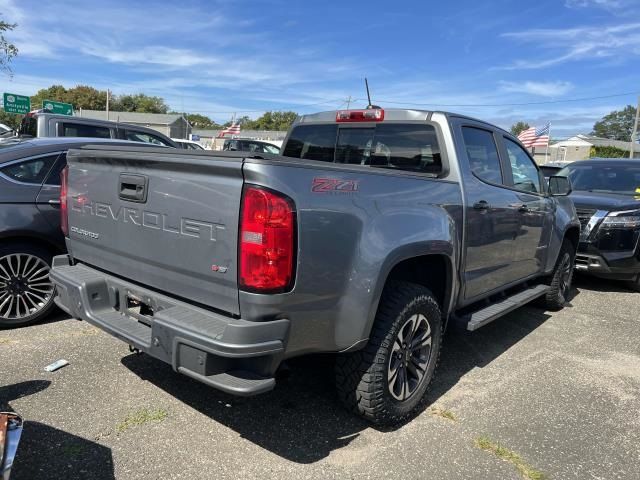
[{"left": 50, "top": 255, "right": 289, "bottom": 396}]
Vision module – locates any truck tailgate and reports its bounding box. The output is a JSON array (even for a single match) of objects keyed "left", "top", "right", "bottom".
[{"left": 65, "top": 147, "right": 243, "bottom": 315}]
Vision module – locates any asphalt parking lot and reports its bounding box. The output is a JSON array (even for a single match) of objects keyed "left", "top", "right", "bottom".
[{"left": 1, "top": 274, "right": 639, "bottom": 480}]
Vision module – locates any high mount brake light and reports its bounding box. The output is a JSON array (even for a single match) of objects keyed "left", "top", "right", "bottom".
[
  {"left": 239, "top": 186, "right": 296, "bottom": 292},
  {"left": 335, "top": 109, "right": 385, "bottom": 123},
  {"left": 60, "top": 166, "right": 69, "bottom": 236}
]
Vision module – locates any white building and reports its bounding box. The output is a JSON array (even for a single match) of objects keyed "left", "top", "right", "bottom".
[{"left": 541, "top": 135, "right": 640, "bottom": 164}]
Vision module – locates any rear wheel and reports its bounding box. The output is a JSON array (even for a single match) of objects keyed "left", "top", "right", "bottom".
[
  {"left": 335, "top": 281, "right": 442, "bottom": 425},
  {"left": 0, "top": 244, "right": 56, "bottom": 328},
  {"left": 544, "top": 239, "right": 575, "bottom": 310}
]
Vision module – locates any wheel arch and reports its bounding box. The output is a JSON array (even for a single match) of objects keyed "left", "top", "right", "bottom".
[
  {"left": 564, "top": 226, "right": 580, "bottom": 253},
  {"left": 0, "top": 231, "right": 65, "bottom": 257},
  {"left": 363, "top": 248, "right": 457, "bottom": 339}
]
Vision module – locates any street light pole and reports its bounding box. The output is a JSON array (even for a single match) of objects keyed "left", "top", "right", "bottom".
[{"left": 631, "top": 96, "right": 639, "bottom": 159}]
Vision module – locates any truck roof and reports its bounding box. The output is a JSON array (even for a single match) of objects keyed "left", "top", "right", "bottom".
[{"left": 295, "top": 108, "right": 512, "bottom": 137}]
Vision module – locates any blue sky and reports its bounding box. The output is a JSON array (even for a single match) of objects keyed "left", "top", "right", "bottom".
[{"left": 1, "top": 0, "right": 639, "bottom": 137}]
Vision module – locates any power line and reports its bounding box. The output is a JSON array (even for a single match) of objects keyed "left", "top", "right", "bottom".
[
  {"left": 188, "top": 98, "right": 346, "bottom": 115},
  {"left": 369, "top": 91, "right": 640, "bottom": 108}
]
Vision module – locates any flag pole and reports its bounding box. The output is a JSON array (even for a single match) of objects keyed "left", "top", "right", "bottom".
[{"left": 545, "top": 123, "right": 551, "bottom": 164}]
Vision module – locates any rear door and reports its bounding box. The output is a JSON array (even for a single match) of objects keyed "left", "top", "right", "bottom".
[
  {"left": 35, "top": 153, "right": 66, "bottom": 230},
  {"left": 65, "top": 147, "right": 244, "bottom": 315}
]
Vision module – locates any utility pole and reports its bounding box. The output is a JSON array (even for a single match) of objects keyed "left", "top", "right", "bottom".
[
  {"left": 346, "top": 95, "right": 352, "bottom": 109},
  {"left": 630, "top": 95, "right": 639, "bottom": 159},
  {"left": 106, "top": 89, "right": 110, "bottom": 121}
]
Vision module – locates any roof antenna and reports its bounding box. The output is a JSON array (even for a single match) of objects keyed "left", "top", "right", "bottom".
[{"left": 364, "top": 78, "right": 380, "bottom": 109}]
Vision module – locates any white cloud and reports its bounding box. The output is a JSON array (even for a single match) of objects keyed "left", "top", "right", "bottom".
[
  {"left": 498, "top": 23, "right": 640, "bottom": 70},
  {"left": 499, "top": 81, "right": 574, "bottom": 97},
  {"left": 565, "top": 0, "right": 637, "bottom": 11}
]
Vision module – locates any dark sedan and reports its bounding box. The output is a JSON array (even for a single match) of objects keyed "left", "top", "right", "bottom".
[
  {"left": 558, "top": 158, "right": 640, "bottom": 291},
  {"left": 0, "top": 137, "right": 155, "bottom": 327}
]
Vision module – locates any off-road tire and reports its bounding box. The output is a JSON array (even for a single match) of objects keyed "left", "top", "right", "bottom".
[
  {"left": 335, "top": 281, "right": 442, "bottom": 425},
  {"left": 544, "top": 239, "right": 575, "bottom": 310},
  {"left": 0, "top": 243, "right": 56, "bottom": 328}
]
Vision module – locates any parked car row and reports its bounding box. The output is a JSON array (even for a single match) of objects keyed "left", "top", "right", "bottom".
[{"left": 0, "top": 137, "right": 158, "bottom": 327}]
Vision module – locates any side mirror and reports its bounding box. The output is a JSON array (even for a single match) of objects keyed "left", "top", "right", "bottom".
[
  {"left": 549, "top": 175, "right": 572, "bottom": 196},
  {"left": 1, "top": 412, "right": 24, "bottom": 480}
]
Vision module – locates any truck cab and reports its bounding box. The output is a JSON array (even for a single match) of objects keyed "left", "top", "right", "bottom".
[{"left": 18, "top": 113, "right": 177, "bottom": 148}]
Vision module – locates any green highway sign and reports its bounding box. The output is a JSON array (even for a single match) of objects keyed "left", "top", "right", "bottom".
[
  {"left": 43, "top": 99, "right": 74, "bottom": 116},
  {"left": 3, "top": 92, "right": 31, "bottom": 114}
]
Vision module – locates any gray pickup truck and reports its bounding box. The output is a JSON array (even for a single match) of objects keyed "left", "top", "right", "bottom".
[{"left": 50, "top": 108, "right": 580, "bottom": 424}]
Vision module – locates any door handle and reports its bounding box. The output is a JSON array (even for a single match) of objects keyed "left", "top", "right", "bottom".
[
  {"left": 119, "top": 173, "right": 148, "bottom": 203},
  {"left": 509, "top": 203, "right": 529, "bottom": 212},
  {"left": 48, "top": 199, "right": 61, "bottom": 205},
  {"left": 473, "top": 200, "right": 491, "bottom": 210}
]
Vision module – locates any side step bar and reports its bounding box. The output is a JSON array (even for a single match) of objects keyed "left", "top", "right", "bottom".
[{"left": 461, "top": 284, "right": 550, "bottom": 331}]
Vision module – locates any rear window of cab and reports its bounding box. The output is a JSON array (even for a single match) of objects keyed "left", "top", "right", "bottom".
[{"left": 283, "top": 123, "right": 443, "bottom": 175}]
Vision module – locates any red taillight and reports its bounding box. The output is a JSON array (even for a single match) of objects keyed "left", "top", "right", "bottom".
[
  {"left": 336, "top": 109, "right": 385, "bottom": 122},
  {"left": 239, "top": 186, "right": 295, "bottom": 292},
  {"left": 60, "top": 166, "right": 69, "bottom": 236}
]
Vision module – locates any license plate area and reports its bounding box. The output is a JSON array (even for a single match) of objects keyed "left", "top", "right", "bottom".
[{"left": 123, "top": 293, "right": 155, "bottom": 326}]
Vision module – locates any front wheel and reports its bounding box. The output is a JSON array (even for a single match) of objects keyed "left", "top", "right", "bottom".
[
  {"left": 335, "top": 281, "right": 442, "bottom": 425},
  {"left": 543, "top": 239, "right": 575, "bottom": 310},
  {"left": 0, "top": 244, "right": 56, "bottom": 328}
]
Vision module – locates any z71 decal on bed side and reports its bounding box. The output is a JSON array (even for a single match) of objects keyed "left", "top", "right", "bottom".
[{"left": 311, "top": 178, "right": 359, "bottom": 193}]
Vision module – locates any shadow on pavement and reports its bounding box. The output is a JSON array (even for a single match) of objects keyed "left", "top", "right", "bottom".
[
  {"left": 572, "top": 272, "right": 635, "bottom": 294},
  {"left": 0, "top": 380, "right": 115, "bottom": 480},
  {"left": 121, "top": 305, "right": 552, "bottom": 464}
]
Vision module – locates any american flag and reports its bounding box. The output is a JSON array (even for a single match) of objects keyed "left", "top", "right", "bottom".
[
  {"left": 517, "top": 123, "right": 550, "bottom": 148},
  {"left": 216, "top": 122, "right": 241, "bottom": 138}
]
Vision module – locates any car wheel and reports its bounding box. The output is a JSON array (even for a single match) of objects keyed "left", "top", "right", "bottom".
[
  {"left": 625, "top": 274, "right": 640, "bottom": 292},
  {"left": 335, "top": 280, "right": 442, "bottom": 425},
  {"left": 544, "top": 239, "right": 575, "bottom": 310},
  {"left": 0, "top": 244, "right": 56, "bottom": 328}
]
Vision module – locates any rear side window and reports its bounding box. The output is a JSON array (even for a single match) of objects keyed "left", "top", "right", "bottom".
[
  {"left": 19, "top": 116, "right": 38, "bottom": 137},
  {"left": 224, "top": 140, "right": 238, "bottom": 151},
  {"left": 1, "top": 155, "right": 58, "bottom": 184},
  {"left": 462, "top": 127, "right": 503, "bottom": 185},
  {"left": 283, "top": 124, "right": 338, "bottom": 162},
  {"left": 63, "top": 123, "right": 111, "bottom": 139},
  {"left": 44, "top": 153, "right": 67, "bottom": 186},
  {"left": 124, "top": 130, "right": 171, "bottom": 146},
  {"left": 284, "top": 123, "right": 442, "bottom": 174}
]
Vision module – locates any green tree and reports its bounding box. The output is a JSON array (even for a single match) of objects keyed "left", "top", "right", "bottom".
[
  {"left": 589, "top": 145, "right": 630, "bottom": 158},
  {"left": 112, "top": 94, "right": 168, "bottom": 113},
  {"left": 591, "top": 105, "right": 636, "bottom": 141},
  {"left": 0, "top": 109, "right": 21, "bottom": 129},
  {"left": 0, "top": 19, "right": 18, "bottom": 76},
  {"left": 66, "top": 85, "right": 107, "bottom": 110},
  {"left": 31, "top": 85, "right": 107, "bottom": 110},
  {"left": 31, "top": 85, "right": 68, "bottom": 110},
  {"left": 242, "top": 111, "right": 298, "bottom": 131},
  {"left": 228, "top": 115, "right": 251, "bottom": 128},
  {"left": 510, "top": 121, "right": 530, "bottom": 137},
  {"left": 180, "top": 113, "right": 222, "bottom": 129}
]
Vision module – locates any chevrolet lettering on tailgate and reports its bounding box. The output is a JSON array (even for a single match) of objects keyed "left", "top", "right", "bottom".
[{"left": 71, "top": 198, "right": 225, "bottom": 241}]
